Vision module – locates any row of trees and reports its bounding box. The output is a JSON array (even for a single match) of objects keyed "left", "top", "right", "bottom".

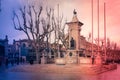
[{"left": 12, "top": 4, "right": 68, "bottom": 63}]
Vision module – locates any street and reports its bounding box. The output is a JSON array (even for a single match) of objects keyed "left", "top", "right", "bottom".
[{"left": 0, "top": 64, "right": 119, "bottom": 80}]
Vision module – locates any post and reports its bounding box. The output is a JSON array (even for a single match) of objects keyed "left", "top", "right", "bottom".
[
  {"left": 104, "top": 3, "right": 107, "bottom": 62},
  {"left": 95, "top": 0, "right": 102, "bottom": 65},
  {"left": 57, "top": 4, "right": 60, "bottom": 58},
  {"left": 97, "top": 0, "right": 100, "bottom": 54},
  {"left": 91, "top": 0, "right": 94, "bottom": 56}
]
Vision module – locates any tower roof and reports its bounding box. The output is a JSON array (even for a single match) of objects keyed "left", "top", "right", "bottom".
[
  {"left": 71, "top": 9, "right": 79, "bottom": 22},
  {"left": 67, "top": 10, "right": 83, "bottom": 26}
]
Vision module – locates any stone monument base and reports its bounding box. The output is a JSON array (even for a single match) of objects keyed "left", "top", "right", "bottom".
[{"left": 65, "top": 50, "right": 79, "bottom": 64}]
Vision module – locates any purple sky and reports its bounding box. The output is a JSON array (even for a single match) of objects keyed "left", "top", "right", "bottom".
[
  {"left": 0, "top": 0, "right": 120, "bottom": 47},
  {"left": 0, "top": 0, "right": 23, "bottom": 43}
]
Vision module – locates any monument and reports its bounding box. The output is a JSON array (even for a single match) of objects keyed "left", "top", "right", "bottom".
[{"left": 65, "top": 10, "right": 83, "bottom": 64}]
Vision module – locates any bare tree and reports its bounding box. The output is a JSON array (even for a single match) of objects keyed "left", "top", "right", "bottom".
[
  {"left": 52, "top": 11, "right": 69, "bottom": 51},
  {"left": 58, "top": 21, "right": 69, "bottom": 49},
  {"left": 41, "top": 8, "right": 55, "bottom": 59},
  {"left": 12, "top": 5, "right": 54, "bottom": 63}
]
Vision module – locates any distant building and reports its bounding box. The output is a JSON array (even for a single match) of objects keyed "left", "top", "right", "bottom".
[
  {"left": 7, "top": 44, "right": 16, "bottom": 60},
  {"left": 0, "top": 35, "right": 9, "bottom": 57},
  {"left": 0, "top": 35, "right": 9, "bottom": 65},
  {"left": 13, "top": 39, "right": 55, "bottom": 62},
  {"left": 0, "top": 44, "right": 4, "bottom": 65},
  {"left": 13, "top": 39, "right": 32, "bottom": 61}
]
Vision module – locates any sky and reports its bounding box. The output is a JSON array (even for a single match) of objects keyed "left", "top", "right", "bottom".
[{"left": 0, "top": 0, "right": 120, "bottom": 46}]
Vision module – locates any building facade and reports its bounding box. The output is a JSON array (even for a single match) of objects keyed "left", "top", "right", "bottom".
[
  {"left": 0, "top": 35, "right": 9, "bottom": 65},
  {"left": 13, "top": 39, "right": 33, "bottom": 61}
]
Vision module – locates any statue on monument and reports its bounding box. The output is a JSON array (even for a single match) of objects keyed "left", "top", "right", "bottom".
[
  {"left": 70, "top": 37, "right": 75, "bottom": 49},
  {"left": 73, "top": 9, "right": 77, "bottom": 15}
]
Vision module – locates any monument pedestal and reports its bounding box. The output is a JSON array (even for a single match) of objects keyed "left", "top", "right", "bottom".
[{"left": 65, "top": 50, "right": 79, "bottom": 64}]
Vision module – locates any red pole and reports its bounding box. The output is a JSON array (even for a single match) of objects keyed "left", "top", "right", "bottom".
[
  {"left": 104, "top": 3, "right": 107, "bottom": 61},
  {"left": 91, "top": 0, "right": 94, "bottom": 55},
  {"left": 97, "top": 0, "right": 100, "bottom": 54}
]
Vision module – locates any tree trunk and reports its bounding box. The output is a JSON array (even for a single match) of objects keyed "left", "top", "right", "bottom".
[{"left": 35, "top": 47, "right": 39, "bottom": 63}]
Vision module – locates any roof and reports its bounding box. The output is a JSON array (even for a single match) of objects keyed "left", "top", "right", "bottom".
[
  {"left": 72, "top": 15, "right": 79, "bottom": 22},
  {"left": 66, "top": 10, "right": 83, "bottom": 26},
  {"left": 0, "top": 39, "right": 8, "bottom": 42},
  {"left": 15, "top": 39, "right": 29, "bottom": 42}
]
